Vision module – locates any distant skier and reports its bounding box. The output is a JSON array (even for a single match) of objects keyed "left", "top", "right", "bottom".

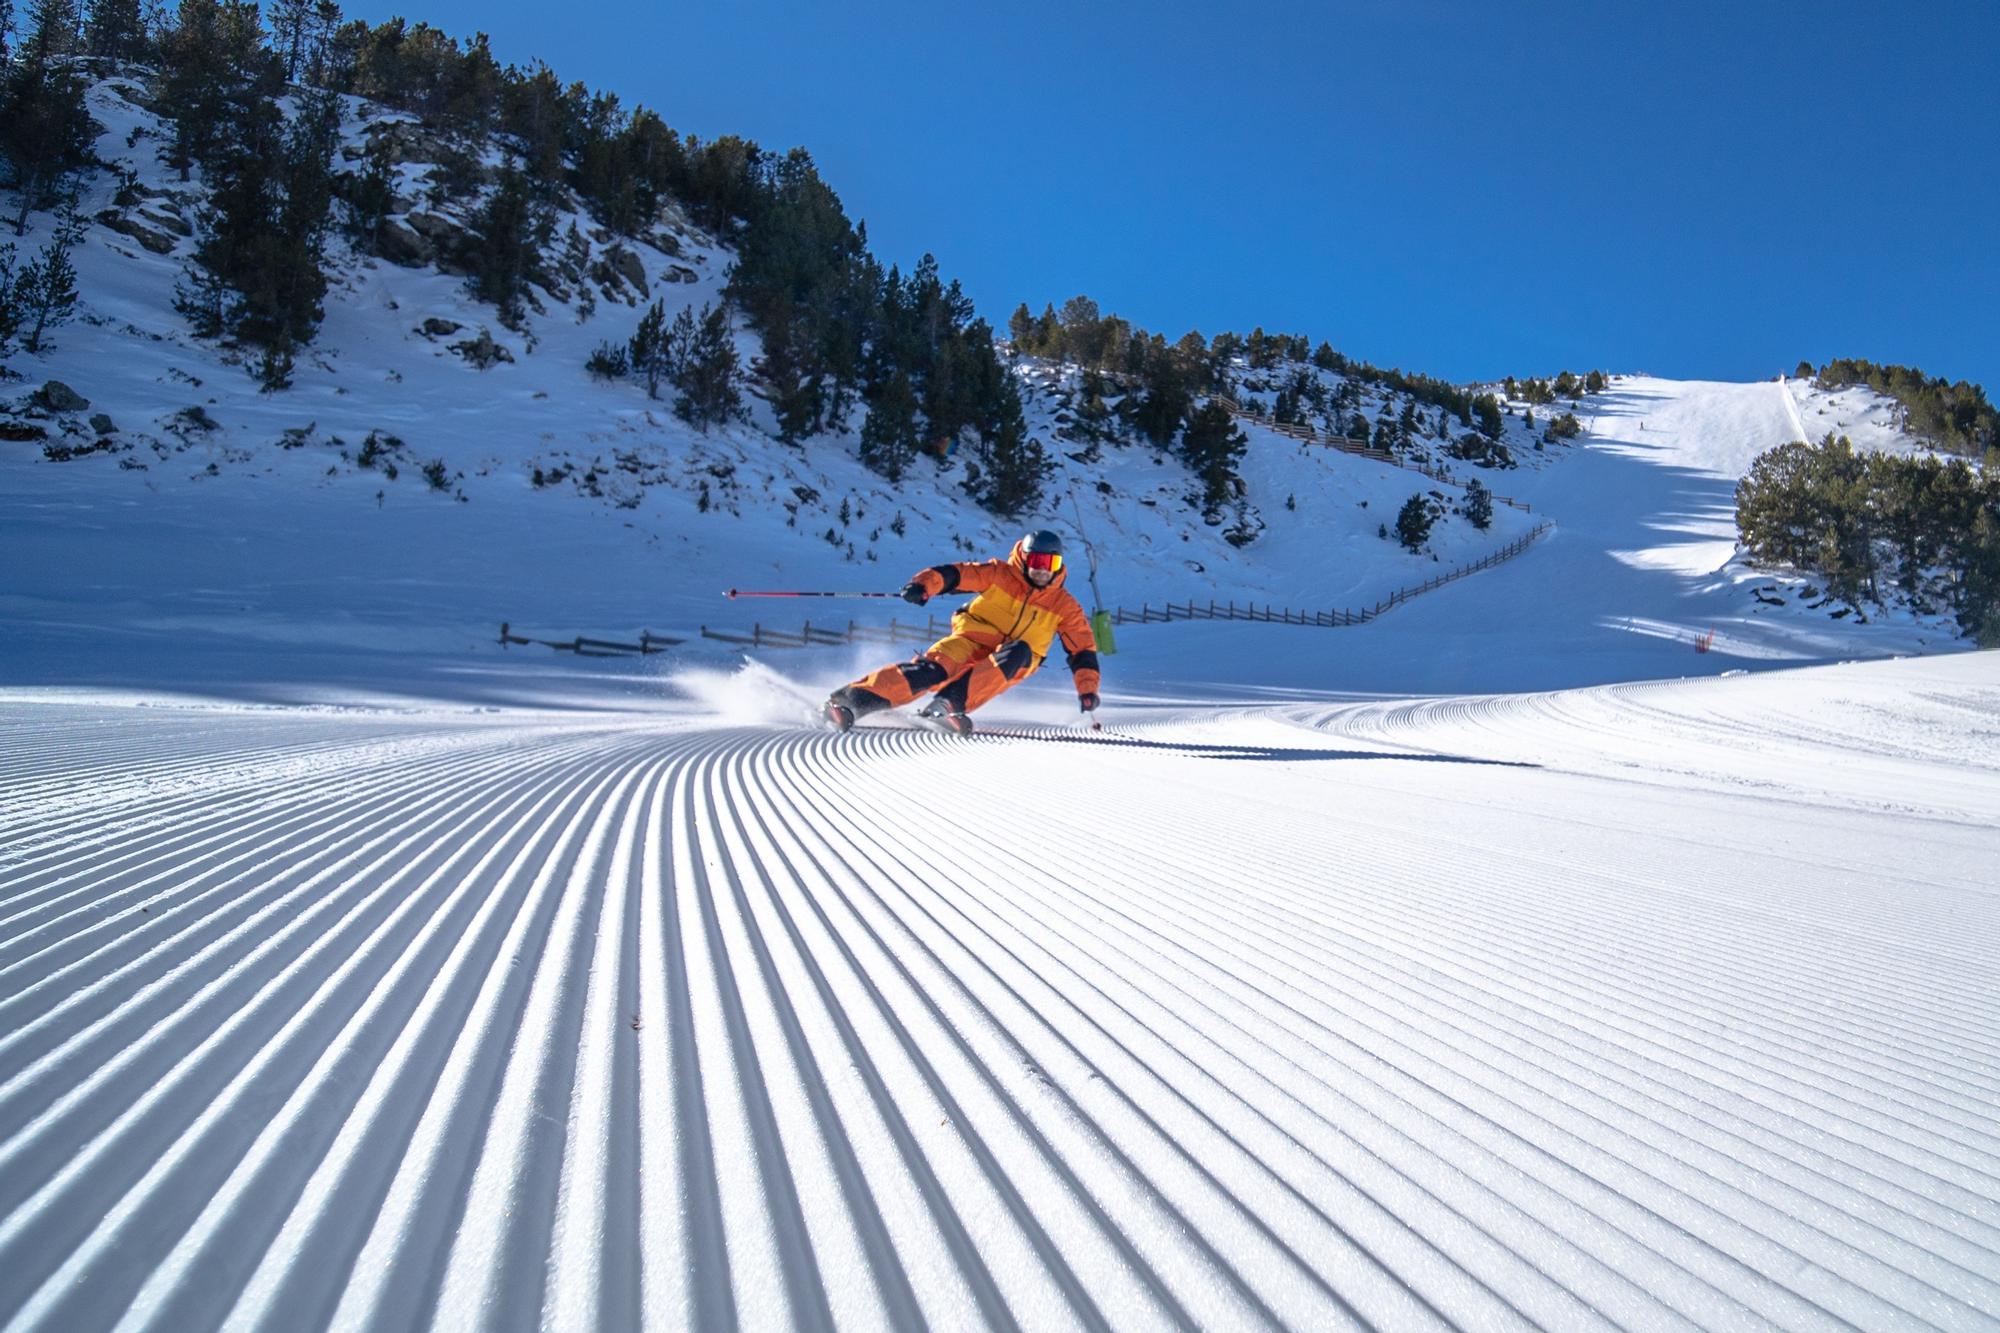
[{"left": 823, "top": 529, "right": 1101, "bottom": 734}]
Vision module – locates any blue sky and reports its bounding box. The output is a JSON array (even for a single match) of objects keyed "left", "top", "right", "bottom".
[{"left": 343, "top": 0, "right": 2000, "bottom": 388}]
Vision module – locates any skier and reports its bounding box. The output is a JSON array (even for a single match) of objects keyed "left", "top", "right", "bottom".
[{"left": 823, "top": 529, "right": 1101, "bottom": 734}]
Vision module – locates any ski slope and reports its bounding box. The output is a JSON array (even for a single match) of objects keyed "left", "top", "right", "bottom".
[
  {"left": 4, "top": 645, "right": 1999, "bottom": 1330},
  {"left": 7, "top": 144, "right": 1998, "bottom": 1325}
]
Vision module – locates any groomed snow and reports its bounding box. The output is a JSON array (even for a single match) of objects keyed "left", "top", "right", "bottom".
[{"left": 2, "top": 649, "right": 1997, "bottom": 1330}]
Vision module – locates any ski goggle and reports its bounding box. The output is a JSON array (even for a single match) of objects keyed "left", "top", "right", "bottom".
[{"left": 1023, "top": 551, "right": 1063, "bottom": 574}]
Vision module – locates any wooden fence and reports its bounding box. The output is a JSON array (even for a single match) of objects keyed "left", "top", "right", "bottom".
[
  {"left": 498, "top": 623, "right": 683, "bottom": 656},
  {"left": 1103, "top": 522, "right": 1553, "bottom": 630},
  {"left": 499, "top": 615, "right": 951, "bottom": 656},
  {"left": 1218, "top": 396, "right": 1531, "bottom": 513}
]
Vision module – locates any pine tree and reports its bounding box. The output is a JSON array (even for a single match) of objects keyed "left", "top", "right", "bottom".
[
  {"left": 175, "top": 82, "right": 340, "bottom": 387},
  {"left": 1031, "top": 302, "right": 1058, "bottom": 356},
  {"left": 1395, "top": 494, "right": 1435, "bottom": 551},
  {"left": 1464, "top": 477, "right": 1493, "bottom": 531},
  {"left": 1128, "top": 336, "right": 1189, "bottom": 446},
  {"left": 969, "top": 388, "right": 1046, "bottom": 515},
  {"left": 1, "top": 0, "right": 96, "bottom": 234},
  {"left": 1473, "top": 393, "right": 1504, "bottom": 437},
  {"left": 627, "top": 300, "right": 669, "bottom": 398},
  {"left": 963, "top": 343, "right": 1045, "bottom": 513},
  {"left": 859, "top": 363, "right": 920, "bottom": 482},
  {"left": 1058, "top": 294, "right": 1102, "bottom": 367},
  {"left": 753, "top": 308, "right": 821, "bottom": 445},
  {"left": 463, "top": 158, "right": 545, "bottom": 328},
  {"left": 85, "top": 0, "right": 142, "bottom": 59},
  {"left": 172, "top": 205, "right": 230, "bottom": 338},
  {"left": 0, "top": 242, "right": 24, "bottom": 354},
  {"left": 674, "top": 302, "right": 741, "bottom": 430},
  {"left": 266, "top": 0, "right": 310, "bottom": 81},
  {"left": 1178, "top": 400, "right": 1247, "bottom": 515},
  {"left": 247, "top": 86, "right": 339, "bottom": 384},
  {"left": 304, "top": 0, "right": 344, "bottom": 86},
  {"left": 15, "top": 206, "right": 82, "bottom": 352},
  {"left": 343, "top": 131, "right": 395, "bottom": 251},
  {"left": 1006, "top": 301, "right": 1034, "bottom": 351},
  {"left": 160, "top": 0, "right": 256, "bottom": 180}
]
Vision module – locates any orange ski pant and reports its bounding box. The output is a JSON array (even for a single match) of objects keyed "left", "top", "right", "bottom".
[{"left": 840, "top": 630, "right": 1032, "bottom": 714}]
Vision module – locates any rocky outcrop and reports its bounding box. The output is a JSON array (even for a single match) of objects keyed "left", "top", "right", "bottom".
[
  {"left": 591, "top": 245, "right": 650, "bottom": 303},
  {"left": 451, "top": 329, "right": 514, "bottom": 370},
  {"left": 138, "top": 208, "right": 192, "bottom": 236},
  {"left": 375, "top": 219, "right": 434, "bottom": 267},
  {"left": 408, "top": 211, "right": 473, "bottom": 276},
  {"left": 351, "top": 118, "right": 463, "bottom": 172},
  {"left": 96, "top": 210, "right": 178, "bottom": 254},
  {"left": 31, "top": 381, "right": 90, "bottom": 413}
]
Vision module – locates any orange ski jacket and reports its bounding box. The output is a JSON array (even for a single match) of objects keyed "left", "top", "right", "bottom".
[{"left": 912, "top": 538, "right": 1101, "bottom": 698}]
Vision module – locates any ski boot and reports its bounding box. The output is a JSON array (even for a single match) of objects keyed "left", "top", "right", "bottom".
[
  {"left": 918, "top": 698, "right": 974, "bottom": 736},
  {"left": 822, "top": 699, "right": 855, "bottom": 732}
]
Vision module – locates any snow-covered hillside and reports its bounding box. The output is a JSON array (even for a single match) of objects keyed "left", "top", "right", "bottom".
[{"left": 5, "top": 72, "right": 1548, "bottom": 682}]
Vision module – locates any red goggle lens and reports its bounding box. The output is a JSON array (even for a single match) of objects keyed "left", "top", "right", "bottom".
[{"left": 1025, "top": 551, "right": 1063, "bottom": 573}]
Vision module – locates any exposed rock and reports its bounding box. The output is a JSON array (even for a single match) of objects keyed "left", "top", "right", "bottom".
[
  {"left": 662, "top": 264, "right": 698, "bottom": 285},
  {"left": 409, "top": 211, "right": 472, "bottom": 276},
  {"left": 596, "top": 245, "right": 648, "bottom": 299},
  {"left": 42, "top": 438, "right": 121, "bottom": 462},
  {"left": 406, "top": 210, "right": 457, "bottom": 242},
  {"left": 360, "top": 119, "right": 458, "bottom": 170},
  {"left": 138, "top": 207, "right": 192, "bottom": 236},
  {"left": 32, "top": 381, "right": 90, "bottom": 413},
  {"left": 173, "top": 405, "right": 220, "bottom": 432},
  {"left": 420, "top": 317, "right": 462, "bottom": 338},
  {"left": 95, "top": 210, "right": 177, "bottom": 254},
  {"left": 375, "top": 219, "right": 433, "bottom": 267},
  {"left": 451, "top": 329, "right": 515, "bottom": 370},
  {"left": 89, "top": 413, "right": 117, "bottom": 435},
  {"left": 0, "top": 420, "right": 48, "bottom": 443}
]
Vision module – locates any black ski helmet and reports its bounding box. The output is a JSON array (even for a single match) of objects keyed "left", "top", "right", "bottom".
[{"left": 1022, "top": 529, "right": 1064, "bottom": 557}]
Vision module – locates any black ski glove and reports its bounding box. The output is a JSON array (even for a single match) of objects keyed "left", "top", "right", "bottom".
[
  {"left": 1078, "top": 691, "right": 1099, "bottom": 712},
  {"left": 900, "top": 582, "right": 929, "bottom": 605},
  {"left": 994, "top": 639, "right": 1034, "bottom": 677}
]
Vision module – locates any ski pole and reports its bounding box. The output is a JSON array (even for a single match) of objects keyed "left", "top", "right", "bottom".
[{"left": 724, "top": 589, "right": 903, "bottom": 600}]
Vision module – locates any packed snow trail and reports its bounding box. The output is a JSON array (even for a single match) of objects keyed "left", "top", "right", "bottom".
[{"left": 3, "top": 652, "right": 1998, "bottom": 1331}]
